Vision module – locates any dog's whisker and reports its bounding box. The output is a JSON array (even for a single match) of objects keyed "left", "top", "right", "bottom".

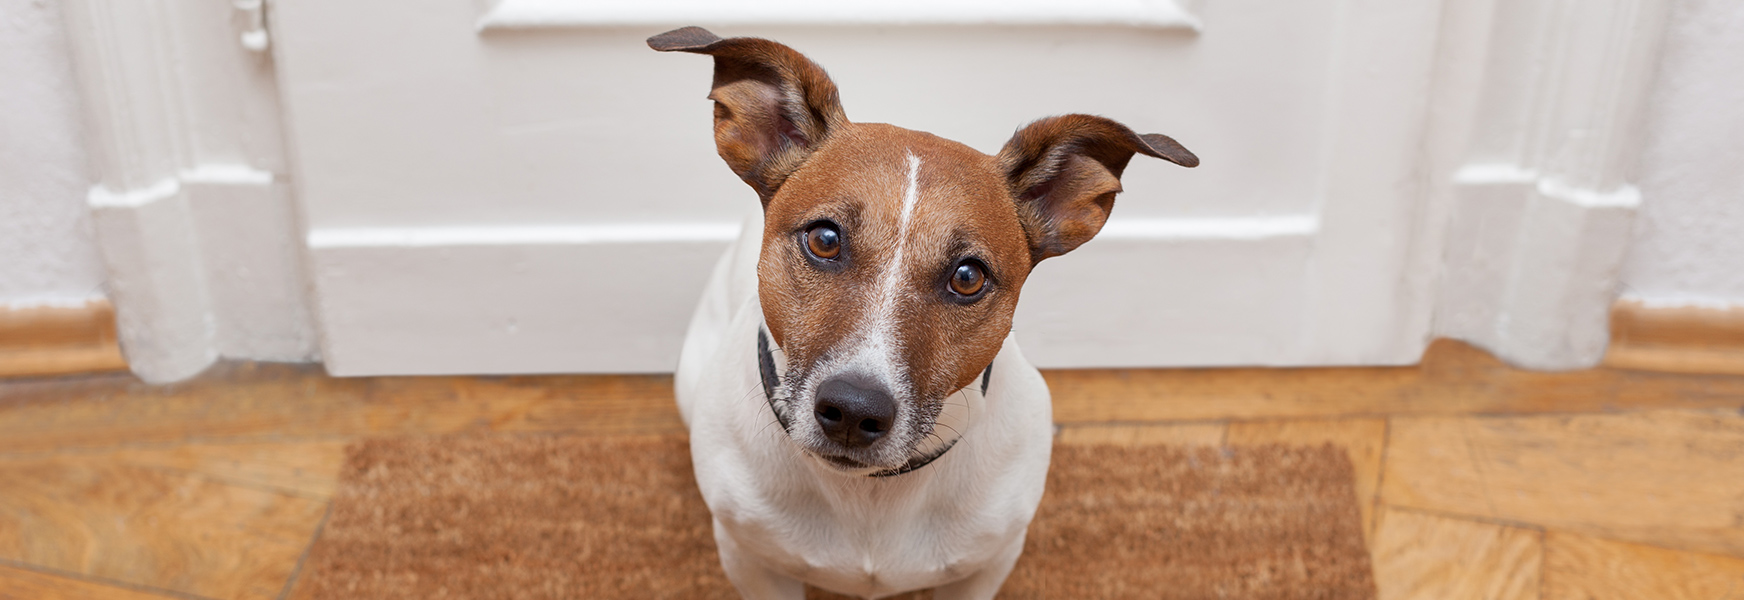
[
  {"left": 733, "top": 381, "right": 768, "bottom": 405},
  {"left": 933, "top": 422, "right": 963, "bottom": 441},
  {"left": 920, "top": 432, "right": 947, "bottom": 450},
  {"left": 756, "top": 416, "right": 784, "bottom": 439}
]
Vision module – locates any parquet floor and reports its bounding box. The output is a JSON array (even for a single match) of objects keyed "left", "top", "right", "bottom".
[{"left": 2, "top": 339, "right": 1742, "bottom": 599}]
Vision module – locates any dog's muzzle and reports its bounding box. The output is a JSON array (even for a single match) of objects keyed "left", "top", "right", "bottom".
[{"left": 757, "top": 327, "right": 987, "bottom": 478}]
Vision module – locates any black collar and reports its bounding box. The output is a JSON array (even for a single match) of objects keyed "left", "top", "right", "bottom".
[{"left": 758, "top": 328, "right": 988, "bottom": 478}]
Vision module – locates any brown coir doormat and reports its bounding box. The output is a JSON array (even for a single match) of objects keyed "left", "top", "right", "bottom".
[{"left": 291, "top": 435, "right": 1374, "bottom": 599}]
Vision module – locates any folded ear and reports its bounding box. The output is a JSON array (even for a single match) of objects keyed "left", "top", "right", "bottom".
[
  {"left": 649, "top": 27, "right": 848, "bottom": 204},
  {"left": 996, "top": 115, "right": 1198, "bottom": 263}
]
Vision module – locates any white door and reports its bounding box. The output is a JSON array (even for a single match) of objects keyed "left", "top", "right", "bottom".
[{"left": 264, "top": 0, "right": 1458, "bottom": 375}]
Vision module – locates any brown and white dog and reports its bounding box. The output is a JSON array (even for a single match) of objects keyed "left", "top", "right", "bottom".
[{"left": 659, "top": 27, "right": 1197, "bottom": 599}]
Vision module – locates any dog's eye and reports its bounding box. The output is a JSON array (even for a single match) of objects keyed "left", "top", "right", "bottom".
[
  {"left": 806, "top": 224, "right": 841, "bottom": 260},
  {"left": 949, "top": 261, "right": 986, "bottom": 297}
]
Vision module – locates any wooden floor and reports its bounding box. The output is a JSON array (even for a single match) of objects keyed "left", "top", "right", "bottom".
[{"left": 2, "top": 339, "right": 1743, "bottom": 599}]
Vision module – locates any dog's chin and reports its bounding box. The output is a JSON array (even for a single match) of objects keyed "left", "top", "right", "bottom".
[{"left": 813, "top": 453, "right": 882, "bottom": 474}]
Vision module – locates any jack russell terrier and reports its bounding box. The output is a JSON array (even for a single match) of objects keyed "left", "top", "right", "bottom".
[{"left": 657, "top": 26, "right": 1198, "bottom": 599}]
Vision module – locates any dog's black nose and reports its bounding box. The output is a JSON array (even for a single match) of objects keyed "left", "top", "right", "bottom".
[{"left": 814, "top": 375, "right": 896, "bottom": 449}]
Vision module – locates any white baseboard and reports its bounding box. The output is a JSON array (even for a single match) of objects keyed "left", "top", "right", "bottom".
[
  {"left": 1436, "top": 166, "right": 1639, "bottom": 370},
  {"left": 308, "top": 230, "right": 732, "bottom": 375},
  {"left": 86, "top": 170, "right": 318, "bottom": 383}
]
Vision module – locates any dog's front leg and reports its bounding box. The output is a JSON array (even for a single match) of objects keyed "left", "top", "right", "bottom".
[
  {"left": 929, "top": 532, "right": 1028, "bottom": 600},
  {"left": 713, "top": 518, "right": 805, "bottom": 600}
]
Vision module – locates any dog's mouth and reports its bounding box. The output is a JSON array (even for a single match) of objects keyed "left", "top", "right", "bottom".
[
  {"left": 816, "top": 453, "right": 871, "bottom": 470},
  {"left": 806, "top": 440, "right": 943, "bottom": 475}
]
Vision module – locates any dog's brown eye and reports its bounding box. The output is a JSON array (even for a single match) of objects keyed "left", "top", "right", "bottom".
[
  {"left": 950, "top": 262, "right": 986, "bottom": 297},
  {"left": 806, "top": 224, "right": 841, "bottom": 260}
]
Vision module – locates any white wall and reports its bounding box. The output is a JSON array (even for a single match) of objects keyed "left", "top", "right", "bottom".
[
  {"left": 1621, "top": 0, "right": 1744, "bottom": 308},
  {"left": 0, "top": 0, "right": 105, "bottom": 307}
]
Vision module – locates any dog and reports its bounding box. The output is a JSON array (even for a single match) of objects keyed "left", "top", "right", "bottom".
[{"left": 658, "top": 26, "right": 1198, "bottom": 599}]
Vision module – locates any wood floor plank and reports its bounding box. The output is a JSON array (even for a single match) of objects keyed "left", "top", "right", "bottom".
[
  {"left": 1371, "top": 508, "right": 1541, "bottom": 600},
  {"left": 0, "top": 563, "right": 180, "bottom": 600},
  {"left": 1046, "top": 339, "right": 1744, "bottom": 423},
  {"left": 1381, "top": 410, "right": 1744, "bottom": 558},
  {"left": 0, "top": 458, "right": 328, "bottom": 600},
  {"left": 40, "top": 441, "right": 348, "bottom": 499},
  {"left": 1055, "top": 422, "right": 1225, "bottom": 446},
  {"left": 1543, "top": 532, "right": 1744, "bottom": 600},
  {"left": 0, "top": 362, "right": 683, "bottom": 454},
  {"left": 1227, "top": 418, "right": 1387, "bottom": 542}
]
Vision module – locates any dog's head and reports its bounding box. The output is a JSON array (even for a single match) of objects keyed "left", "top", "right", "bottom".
[{"left": 652, "top": 27, "right": 1196, "bottom": 473}]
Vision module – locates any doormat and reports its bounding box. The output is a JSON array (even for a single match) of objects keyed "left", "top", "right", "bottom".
[{"left": 290, "top": 434, "right": 1373, "bottom": 599}]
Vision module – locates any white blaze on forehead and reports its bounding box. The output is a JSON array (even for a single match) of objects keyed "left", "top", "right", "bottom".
[
  {"left": 897, "top": 153, "right": 922, "bottom": 236},
  {"left": 836, "top": 152, "right": 923, "bottom": 400},
  {"left": 875, "top": 153, "right": 923, "bottom": 330}
]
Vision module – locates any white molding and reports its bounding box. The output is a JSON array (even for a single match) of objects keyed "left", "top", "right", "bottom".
[
  {"left": 1454, "top": 163, "right": 1643, "bottom": 209},
  {"left": 86, "top": 177, "right": 181, "bottom": 209},
  {"left": 1431, "top": 0, "right": 1672, "bottom": 370},
  {"left": 79, "top": 166, "right": 317, "bottom": 380},
  {"left": 85, "top": 165, "right": 276, "bottom": 210},
  {"left": 1535, "top": 178, "right": 1640, "bottom": 210},
  {"left": 62, "top": 0, "right": 214, "bottom": 382},
  {"left": 87, "top": 189, "right": 218, "bottom": 382},
  {"left": 1451, "top": 163, "right": 1537, "bottom": 185},
  {"left": 477, "top": 0, "right": 1202, "bottom": 31},
  {"left": 180, "top": 163, "right": 275, "bottom": 185},
  {"left": 60, "top": 0, "right": 312, "bottom": 381},
  {"left": 1438, "top": 177, "right": 1642, "bottom": 371}
]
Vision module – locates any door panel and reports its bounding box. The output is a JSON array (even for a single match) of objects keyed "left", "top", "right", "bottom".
[{"left": 269, "top": 0, "right": 1442, "bottom": 374}]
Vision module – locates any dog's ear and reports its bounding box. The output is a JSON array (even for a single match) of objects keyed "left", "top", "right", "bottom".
[
  {"left": 650, "top": 27, "right": 848, "bottom": 204},
  {"left": 996, "top": 115, "right": 1198, "bottom": 263}
]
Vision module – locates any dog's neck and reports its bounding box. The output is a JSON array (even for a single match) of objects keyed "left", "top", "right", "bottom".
[{"left": 757, "top": 325, "right": 987, "bottom": 478}]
